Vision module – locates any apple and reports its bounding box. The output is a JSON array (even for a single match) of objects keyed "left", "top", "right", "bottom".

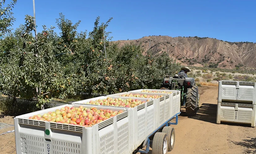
[{"left": 27, "top": 106, "right": 124, "bottom": 127}]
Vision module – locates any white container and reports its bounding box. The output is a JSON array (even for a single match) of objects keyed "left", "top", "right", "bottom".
[
  {"left": 170, "top": 90, "right": 181, "bottom": 119},
  {"left": 72, "top": 96, "right": 154, "bottom": 149},
  {"left": 218, "top": 80, "right": 256, "bottom": 104},
  {"left": 14, "top": 104, "right": 133, "bottom": 154},
  {"left": 216, "top": 102, "right": 256, "bottom": 127},
  {"left": 109, "top": 92, "right": 168, "bottom": 129},
  {"left": 128, "top": 89, "right": 181, "bottom": 119}
]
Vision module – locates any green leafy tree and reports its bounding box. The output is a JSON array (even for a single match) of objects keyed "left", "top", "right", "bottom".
[
  {"left": 56, "top": 13, "right": 81, "bottom": 45},
  {"left": 0, "top": 0, "right": 16, "bottom": 36},
  {"left": 0, "top": 15, "right": 68, "bottom": 109}
]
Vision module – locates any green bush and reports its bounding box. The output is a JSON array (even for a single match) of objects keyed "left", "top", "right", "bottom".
[
  {"left": 0, "top": 97, "right": 40, "bottom": 116},
  {"left": 229, "top": 74, "right": 233, "bottom": 79},
  {"left": 195, "top": 78, "right": 200, "bottom": 82}
]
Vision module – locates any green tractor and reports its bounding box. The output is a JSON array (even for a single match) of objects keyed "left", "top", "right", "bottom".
[{"left": 161, "top": 75, "right": 199, "bottom": 116}]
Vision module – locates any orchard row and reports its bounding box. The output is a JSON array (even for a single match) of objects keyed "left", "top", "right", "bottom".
[{"left": 0, "top": 9, "right": 180, "bottom": 109}]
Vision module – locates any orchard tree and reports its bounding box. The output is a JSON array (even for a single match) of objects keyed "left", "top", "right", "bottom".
[
  {"left": 0, "top": 0, "right": 16, "bottom": 36},
  {"left": 113, "top": 44, "right": 146, "bottom": 91},
  {"left": 0, "top": 15, "right": 68, "bottom": 108},
  {"left": 56, "top": 13, "right": 80, "bottom": 45},
  {"left": 75, "top": 16, "right": 114, "bottom": 95}
]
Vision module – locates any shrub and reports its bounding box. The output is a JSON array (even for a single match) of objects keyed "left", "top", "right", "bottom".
[
  {"left": 195, "top": 78, "right": 200, "bottom": 82},
  {"left": 203, "top": 73, "right": 213, "bottom": 80},
  {"left": 0, "top": 97, "right": 40, "bottom": 116},
  {"left": 229, "top": 74, "right": 233, "bottom": 79}
]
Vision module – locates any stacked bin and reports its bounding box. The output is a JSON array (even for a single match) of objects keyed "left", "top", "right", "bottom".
[
  {"left": 217, "top": 80, "right": 256, "bottom": 127},
  {"left": 14, "top": 104, "right": 133, "bottom": 154},
  {"left": 72, "top": 96, "right": 155, "bottom": 150}
]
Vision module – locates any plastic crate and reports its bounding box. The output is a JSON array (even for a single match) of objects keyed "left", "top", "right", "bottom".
[
  {"left": 109, "top": 92, "right": 167, "bottom": 129},
  {"left": 170, "top": 90, "right": 181, "bottom": 119},
  {"left": 14, "top": 104, "right": 133, "bottom": 154},
  {"left": 216, "top": 102, "right": 256, "bottom": 127},
  {"left": 72, "top": 96, "right": 155, "bottom": 149},
  {"left": 129, "top": 89, "right": 181, "bottom": 120},
  {"left": 218, "top": 80, "right": 256, "bottom": 104}
]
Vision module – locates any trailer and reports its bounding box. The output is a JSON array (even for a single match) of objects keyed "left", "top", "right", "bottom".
[{"left": 14, "top": 89, "right": 181, "bottom": 154}]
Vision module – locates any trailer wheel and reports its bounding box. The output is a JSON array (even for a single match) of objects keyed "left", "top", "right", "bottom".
[
  {"left": 162, "top": 126, "right": 175, "bottom": 151},
  {"left": 152, "top": 132, "right": 168, "bottom": 154}
]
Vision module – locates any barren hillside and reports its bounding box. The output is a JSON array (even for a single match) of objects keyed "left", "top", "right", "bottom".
[{"left": 115, "top": 36, "right": 256, "bottom": 69}]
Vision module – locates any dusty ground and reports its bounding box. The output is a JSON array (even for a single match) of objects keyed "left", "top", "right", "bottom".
[
  {"left": 0, "top": 116, "right": 15, "bottom": 154},
  {"left": 171, "top": 86, "right": 256, "bottom": 154},
  {"left": 0, "top": 86, "right": 256, "bottom": 154}
]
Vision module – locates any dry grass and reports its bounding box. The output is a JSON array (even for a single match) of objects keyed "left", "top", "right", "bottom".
[{"left": 199, "top": 82, "right": 218, "bottom": 86}]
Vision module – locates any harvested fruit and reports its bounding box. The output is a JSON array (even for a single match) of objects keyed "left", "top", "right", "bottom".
[
  {"left": 89, "top": 97, "right": 148, "bottom": 108},
  {"left": 28, "top": 106, "right": 123, "bottom": 127},
  {"left": 121, "top": 93, "right": 163, "bottom": 99},
  {"left": 141, "top": 90, "right": 173, "bottom": 94}
]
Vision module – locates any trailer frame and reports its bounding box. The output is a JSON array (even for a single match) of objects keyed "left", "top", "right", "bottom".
[{"left": 136, "top": 112, "right": 180, "bottom": 153}]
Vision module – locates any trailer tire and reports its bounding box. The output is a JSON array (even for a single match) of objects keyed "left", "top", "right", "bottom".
[
  {"left": 162, "top": 126, "right": 175, "bottom": 152},
  {"left": 152, "top": 132, "right": 168, "bottom": 154}
]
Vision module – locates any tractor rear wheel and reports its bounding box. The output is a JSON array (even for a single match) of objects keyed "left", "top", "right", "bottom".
[{"left": 186, "top": 86, "right": 199, "bottom": 116}]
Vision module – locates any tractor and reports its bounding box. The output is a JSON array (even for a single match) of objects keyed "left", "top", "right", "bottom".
[{"left": 161, "top": 74, "right": 199, "bottom": 116}]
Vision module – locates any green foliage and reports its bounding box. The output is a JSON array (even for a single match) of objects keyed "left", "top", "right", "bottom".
[
  {"left": 0, "top": 12, "right": 180, "bottom": 115},
  {"left": 229, "top": 74, "right": 233, "bottom": 79},
  {"left": 195, "top": 78, "right": 200, "bottom": 82},
  {"left": 0, "top": 0, "right": 16, "bottom": 36},
  {"left": 0, "top": 97, "right": 40, "bottom": 116},
  {"left": 56, "top": 13, "right": 81, "bottom": 45}
]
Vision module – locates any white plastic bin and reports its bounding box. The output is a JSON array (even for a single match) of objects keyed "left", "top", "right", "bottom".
[
  {"left": 128, "top": 89, "right": 181, "bottom": 119},
  {"left": 218, "top": 80, "right": 256, "bottom": 104},
  {"left": 216, "top": 102, "right": 256, "bottom": 127},
  {"left": 72, "top": 96, "right": 154, "bottom": 149},
  {"left": 109, "top": 92, "right": 168, "bottom": 129},
  {"left": 14, "top": 104, "right": 133, "bottom": 154}
]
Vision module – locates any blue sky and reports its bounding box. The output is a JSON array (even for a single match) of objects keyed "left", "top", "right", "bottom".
[{"left": 9, "top": 0, "right": 256, "bottom": 42}]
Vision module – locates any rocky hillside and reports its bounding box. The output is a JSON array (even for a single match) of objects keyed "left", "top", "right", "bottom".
[{"left": 115, "top": 36, "right": 256, "bottom": 69}]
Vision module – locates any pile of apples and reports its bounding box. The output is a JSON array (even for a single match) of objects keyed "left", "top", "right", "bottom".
[
  {"left": 141, "top": 90, "right": 173, "bottom": 94},
  {"left": 121, "top": 93, "right": 163, "bottom": 99},
  {"left": 89, "top": 97, "right": 148, "bottom": 108},
  {"left": 28, "top": 106, "right": 123, "bottom": 127}
]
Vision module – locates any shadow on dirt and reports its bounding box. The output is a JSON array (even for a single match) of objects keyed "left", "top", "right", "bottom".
[
  {"left": 180, "top": 103, "right": 217, "bottom": 124},
  {"left": 231, "top": 137, "right": 256, "bottom": 153},
  {"left": 182, "top": 103, "right": 252, "bottom": 127}
]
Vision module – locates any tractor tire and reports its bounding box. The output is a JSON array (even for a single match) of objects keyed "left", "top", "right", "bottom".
[
  {"left": 152, "top": 132, "right": 168, "bottom": 154},
  {"left": 162, "top": 126, "right": 175, "bottom": 152},
  {"left": 186, "top": 86, "right": 199, "bottom": 116}
]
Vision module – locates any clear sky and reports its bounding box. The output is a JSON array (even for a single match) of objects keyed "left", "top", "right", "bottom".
[{"left": 9, "top": 0, "right": 256, "bottom": 42}]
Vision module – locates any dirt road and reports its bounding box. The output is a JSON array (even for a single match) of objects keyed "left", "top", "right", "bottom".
[{"left": 171, "top": 86, "right": 256, "bottom": 154}]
